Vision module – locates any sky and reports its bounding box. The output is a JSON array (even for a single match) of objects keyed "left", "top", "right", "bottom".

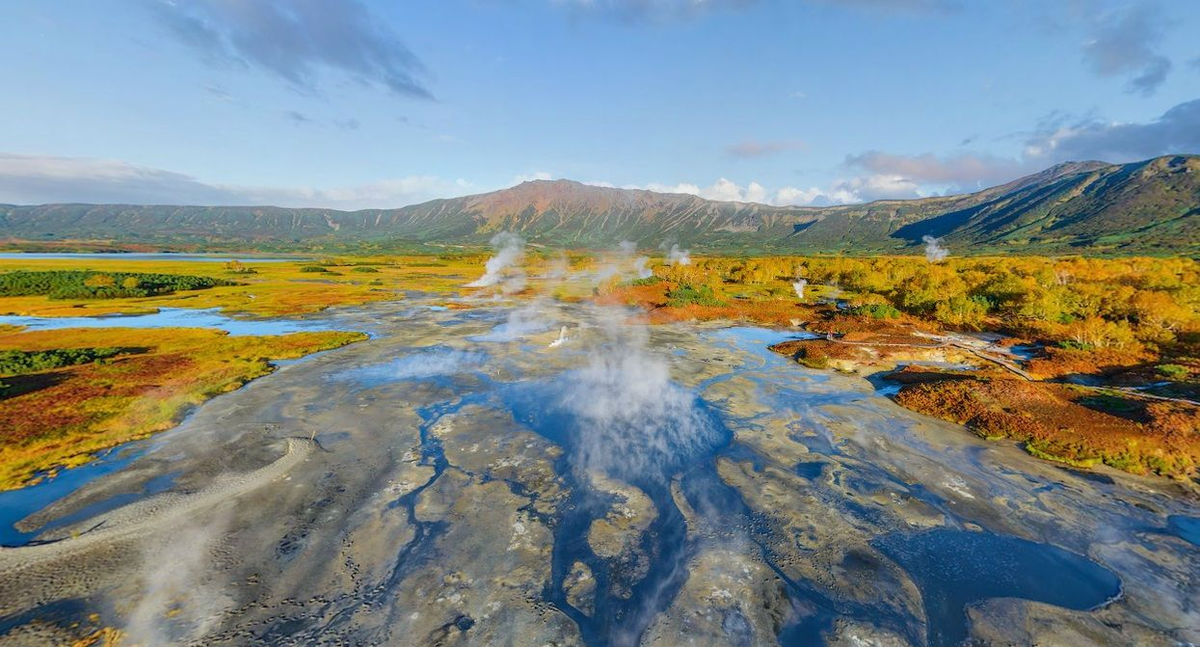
[{"left": 0, "top": 0, "right": 1198, "bottom": 210}]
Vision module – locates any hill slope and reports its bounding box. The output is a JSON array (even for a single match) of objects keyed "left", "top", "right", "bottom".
[{"left": 0, "top": 155, "right": 1196, "bottom": 255}]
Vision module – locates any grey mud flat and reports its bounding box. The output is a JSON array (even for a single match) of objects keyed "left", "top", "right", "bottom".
[{"left": 0, "top": 298, "right": 1197, "bottom": 647}]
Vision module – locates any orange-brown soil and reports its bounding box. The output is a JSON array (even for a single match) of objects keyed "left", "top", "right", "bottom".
[{"left": 894, "top": 377, "right": 1200, "bottom": 477}]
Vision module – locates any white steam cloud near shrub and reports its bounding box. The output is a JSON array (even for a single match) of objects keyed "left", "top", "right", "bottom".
[
  {"left": 467, "top": 232, "right": 526, "bottom": 292},
  {"left": 922, "top": 235, "right": 948, "bottom": 263},
  {"left": 792, "top": 278, "right": 807, "bottom": 300},
  {"left": 664, "top": 244, "right": 691, "bottom": 266},
  {"left": 619, "top": 241, "right": 655, "bottom": 280},
  {"left": 634, "top": 256, "right": 653, "bottom": 279}
]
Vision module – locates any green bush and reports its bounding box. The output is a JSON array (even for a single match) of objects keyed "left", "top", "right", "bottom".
[
  {"left": 666, "top": 284, "right": 724, "bottom": 307},
  {"left": 351, "top": 266, "right": 380, "bottom": 273},
  {"left": 934, "top": 295, "right": 991, "bottom": 330},
  {"left": 1155, "top": 364, "right": 1189, "bottom": 380},
  {"left": 846, "top": 303, "right": 901, "bottom": 320},
  {"left": 0, "top": 271, "right": 232, "bottom": 300},
  {"left": 1057, "top": 340, "right": 1095, "bottom": 351},
  {"left": 299, "top": 265, "right": 330, "bottom": 273},
  {"left": 0, "top": 347, "right": 127, "bottom": 376}
]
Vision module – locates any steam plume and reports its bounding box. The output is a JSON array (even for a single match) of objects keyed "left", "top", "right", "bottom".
[
  {"left": 792, "top": 278, "right": 807, "bottom": 301},
  {"left": 467, "top": 232, "right": 526, "bottom": 291},
  {"left": 922, "top": 235, "right": 948, "bottom": 263},
  {"left": 665, "top": 244, "right": 691, "bottom": 266},
  {"left": 124, "top": 514, "right": 233, "bottom": 646},
  {"left": 553, "top": 318, "right": 720, "bottom": 482},
  {"left": 357, "top": 348, "right": 487, "bottom": 380},
  {"left": 475, "top": 304, "right": 551, "bottom": 342},
  {"left": 634, "top": 256, "right": 653, "bottom": 279},
  {"left": 548, "top": 326, "right": 570, "bottom": 348}
]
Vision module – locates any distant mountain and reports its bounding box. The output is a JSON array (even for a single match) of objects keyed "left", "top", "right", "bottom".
[{"left": 1, "top": 155, "right": 1197, "bottom": 255}]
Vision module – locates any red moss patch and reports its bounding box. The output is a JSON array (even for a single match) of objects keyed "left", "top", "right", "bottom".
[{"left": 894, "top": 378, "right": 1199, "bottom": 477}]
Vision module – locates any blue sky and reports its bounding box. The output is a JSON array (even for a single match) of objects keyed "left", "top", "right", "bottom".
[{"left": 1, "top": 0, "right": 1198, "bottom": 209}]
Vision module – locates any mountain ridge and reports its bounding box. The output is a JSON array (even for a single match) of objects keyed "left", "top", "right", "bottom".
[{"left": 1, "top": 155, "right": 1196, "bottom": 255}]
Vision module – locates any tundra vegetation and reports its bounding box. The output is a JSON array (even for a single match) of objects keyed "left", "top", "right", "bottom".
[
  {"left": 597, "top": 254, "right": 1200, "bottom": 478},
  {"left": 0, "top": 326, "right": 367, "bottom": 490},
  {"left": 0, "top": 255, "right": 490, "bottom": 317},
  {"left": 1, "top": 252, "right": 1197, "bottom": 487}
]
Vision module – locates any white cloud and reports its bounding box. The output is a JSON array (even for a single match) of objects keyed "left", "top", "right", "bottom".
[
  {"left": 837, "top": 97, "right": 1200, "bottom": 200},
  {"left": 148, "top": 0, "right": 433, "bottom": 99},
  {"left": 725, "top": 139, "right": 805, "bottom": 158},
  {"left": 513, "top": 171, "right": 554, "bottom": 183},
  {"left": 0, "top": 152, "right": 472, "bottom": 210},
  {"left": 774, "top": 186, "right": 832, "bottom": 205},
  {"left": 614, "top": 178, "right": 859, "bottom": 206},
  {"left": 1081, "top": 3, "right": 1172, "bottom": 96},
  {"left": 833, "top": 175, "right": 922, "bottom": 201},
  {"left": 844, "top": 151, "right": 1027, "bottom": 188}
]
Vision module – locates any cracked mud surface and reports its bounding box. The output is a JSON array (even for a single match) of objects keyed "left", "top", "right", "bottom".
[{"left": 0, "top": 301, "right": 1196, "bottom": 646}]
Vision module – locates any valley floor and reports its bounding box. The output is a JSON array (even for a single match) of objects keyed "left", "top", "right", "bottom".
[{"left": 0, "top": 253, "right": 1196, "bottom": 646}]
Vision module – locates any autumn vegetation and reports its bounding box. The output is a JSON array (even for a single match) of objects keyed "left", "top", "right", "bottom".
[
  {"left": 0, "top": 255, "right": 488, "bottom": 318},
  {"left": 1, "top": 251, "right": 1196, "bottom": 484},
  {"left": 0, "top": 326, "right": 366, "bottom": 491},
  {"left": 598, "top": 254, "right": 1200, "bottom": 478}
]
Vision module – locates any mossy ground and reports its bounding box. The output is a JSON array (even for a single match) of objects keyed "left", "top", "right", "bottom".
[
  {"left": 0, "top": 256, "right": 490, "bottom": 317},
  {"left": 0, "top": 326, "right": 367, "bottom": 490}
]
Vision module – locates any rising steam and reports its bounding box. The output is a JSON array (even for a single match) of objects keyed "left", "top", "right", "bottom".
[
  {"left": 552, "top": 319, "right": 721, "bottom": 482},
  {"left": 124, "top": 514, "right": 233, "bottom": 646},
  {"left": 634, "top": 256, "right": 653, "bottom": 279},
  {"left": 792, "top": 278, "right": 808, "bottom": 301},
  {"left": 548, "top": 326, "right": 570, "bottom": 348},
  {"left": 664, "top": 244, "right": 691, "bottom": 266},
  {"left": 357, "top": 347, "right": 487, "bottom": 380},
  {"left": 922, "top": 235, "right": 948, "bottom": 263},
  {"left": 473, "top": 304, "right": 552, "bottom": 342},
  {"left": 467, "top": 232, "right": 526, "bottom": 292}
]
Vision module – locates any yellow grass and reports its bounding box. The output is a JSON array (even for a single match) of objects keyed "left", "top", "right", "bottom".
[
  {"left": 0, "top": 256, "right": 488, "bottom": 317},
  {"left": 0, "top": 326, "right": 367, "bottom": 491}
]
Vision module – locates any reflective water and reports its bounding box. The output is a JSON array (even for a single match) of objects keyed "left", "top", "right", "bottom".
[
  {"left": 2, "top": 302, "right": 1193, "bottom": 646},
  {"left": 0, "top": 441, "right": 151, "bottom": 546},
  {"left": 0, "top": 307, "right": 329, "bottom": 336},
  {"left": 875, "top": 529, "right": 1122, "bottom": 647},
  {"left": 0, "top": 253, "right": 297, "bottom": 262}
]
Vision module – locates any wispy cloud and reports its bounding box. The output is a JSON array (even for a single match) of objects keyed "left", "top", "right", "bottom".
[
  {"left": 1021, "top": 97, "right": 1200, "bottom": 162},
  {"left": 844, "top": 151, "right": 1027, "bottom": 189},
  {"left": 725, "top": 138, "right": 805, "bottom": 158},
  {"left": 830, "top": 97, "right": 1200, "bottom": 201},
  {"left": 146, "top": 0, "right": 432, "bottom": 99},
  {"left": 284, "top": 110, "right": 314, "bottom": 125},
  {"left": 514, "top": 171, "right": 555, "bottom": 183},
  {"left": 810, "top": 0, "right": 958, "bottom": 13},
  {"left": 549, "top": 0, "right": 760, "bottom": 21},
  {"left": 549, "top": 0, "right": 954, "bottom": 21},
  {"left": 0, "top": 152, "right": 472, "bottom": 209},
  {"left": 203, "top": 84, "right": 235, "bottom": 102},
  {"left": 611, "top": 178, "right": 851, "bottom": 206},
  {"left": 1082, "top": 2, "right": 1172, "bottom": 96}
]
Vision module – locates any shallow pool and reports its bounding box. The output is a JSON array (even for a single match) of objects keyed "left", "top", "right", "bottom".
[
  {"left": 0, "top": 253, "right": 298, "bottom": 263},
  {"left": 0, "top": 307, "right": 330, "bottom": 336}
]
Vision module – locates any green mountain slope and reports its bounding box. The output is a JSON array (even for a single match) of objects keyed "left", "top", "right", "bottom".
[{"left": 1, "top": 155, "right": 1196, "bottom": 255}]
